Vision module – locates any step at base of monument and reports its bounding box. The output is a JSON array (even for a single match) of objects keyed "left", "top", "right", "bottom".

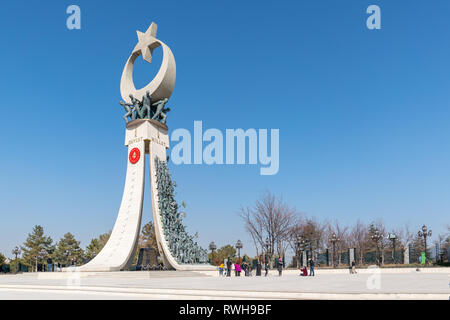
[{"left": 32, "top": 270, "right": 212, "bottom": 279}]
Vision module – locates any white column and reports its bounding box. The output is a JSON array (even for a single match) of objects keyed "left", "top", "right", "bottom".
[{"left": 75, "top": 137, "right": 146, "bottom": 271}]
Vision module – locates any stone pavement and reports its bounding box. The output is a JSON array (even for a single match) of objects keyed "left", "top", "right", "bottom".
[{"left": 0, "top": 269, "right": 448, "bottom": 300}]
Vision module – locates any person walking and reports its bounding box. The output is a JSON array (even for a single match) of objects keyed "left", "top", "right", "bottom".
[
  {"left": 277, "top": 257, "right": 283, "bottom": 276},
  {"left": 219, "top": 263, "right": 224, "bottom": 276},
  {"left": 351, "top": 260, "right": 357, "bottom": 274},
  {"left": 226, "top": 258, "right": 232, "bottom": 277},
  {"left": 309, "top": 258, "right": 315, "bottom": 276}
]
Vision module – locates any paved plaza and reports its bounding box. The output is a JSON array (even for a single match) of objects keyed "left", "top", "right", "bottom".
[{"left": 0, "top": 268, "right": 448, "bottom": 300}]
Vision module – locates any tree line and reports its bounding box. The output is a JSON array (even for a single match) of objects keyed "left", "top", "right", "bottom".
[
  {"left": 1, "top": 221, "right": 158, "bottom": 272},
  {"left": 239, "top": 191, "right": 450, "bottom": 266},
  {"left": 1, "top": 190, "right": 449, "bottom": 271}
]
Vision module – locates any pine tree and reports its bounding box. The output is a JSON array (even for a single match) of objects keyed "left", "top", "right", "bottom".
[
  {"left": 85, "top": 238, "right": 100, "bottom": 261},
  {"left": 54, "top": 233, "right": 84, "bottom": 266},
  {"left": 0, "top": 252, "right": 5, "bottom": 267},
  {"left": 85, "top": 231, "right": 111, "bottom": 261},
  {"left": 139, "top": 221, "right": 158, "bottom": 250},
  {"left": 216, "top": 245, "right": 237, "bottom": 264},
  {"left": 21, "top": 225, "right": 53, "bottom": 271}
]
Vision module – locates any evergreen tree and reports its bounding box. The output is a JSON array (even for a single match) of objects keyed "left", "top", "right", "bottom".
[
  {"left": 130, "top": 222, "right": 159, "bottom": 266},
  {"left": 21, "top": 225, "right": 53, "bottom": 271},
  {"left": 139, "top": 221, "right": 158, "bottom": 250},
  {"left": 85, "top": 238, "right": 101, "bottom": 261},
  {"left": 54, "top": 233, "right": 84, "bottom": 266},
  {"left": 214, "top": 245, "right": 236, "bottom": 264},
  {"left": 0, "top": 252, "right": 5, "bottom": 267},
  {"left": 85, "top": 231, "right": 111, "bottom": 261}
]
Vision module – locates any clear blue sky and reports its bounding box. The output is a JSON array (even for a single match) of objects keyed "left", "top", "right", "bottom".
[{"left": 0, "top": 0, "right": 449, "bottom": 258}]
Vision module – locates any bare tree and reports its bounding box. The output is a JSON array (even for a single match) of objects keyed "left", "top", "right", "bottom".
[
  {"left": 435, "top": 227, "right": 449, "bottom": 262},
  {"left": 368, "top": 219, "right": 390, "bottom": 264},
  {"left": 239, "top": 190, "right": 297, "bottom": 267},
  {"left": 398, "top": 223, "right": 415, "bottom": 249},
  {"left": 326, "top": 220, "right": 349, "bottom": 266},
  {"left": 301, "top": 218, "right": 326, "bottom": 262},
  {"left": 286, "top": 216, "right": 304, "bottom": 253},
  {"left": 349, "top": 219, "right": 369, "bottom": 265}
]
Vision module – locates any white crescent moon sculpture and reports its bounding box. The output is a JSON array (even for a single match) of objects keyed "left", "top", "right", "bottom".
[{"left": 120, "top": 22, "right": 176, "bottom": 104}]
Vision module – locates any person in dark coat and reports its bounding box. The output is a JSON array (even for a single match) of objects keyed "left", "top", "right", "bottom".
[
  {"left": 309, "top": 258, "right": 315, "bottom": 276},
  {"left": 277, "top": 258, "right": 283, "bottom": 276},
  {"left": 351, "top": 260, "right": 357, "bottom": 274},
  {"left": 256, "top": 261, "right": 262, "bottom": 276},
  {"left": 243, "top": 262, "right": 249, "bottom": 276},
  {"left": 264, "top": 262, "right": 269, "bottom": 277},
  {"left": 226, "top": 258, "right": 232, "bottom": 277}
]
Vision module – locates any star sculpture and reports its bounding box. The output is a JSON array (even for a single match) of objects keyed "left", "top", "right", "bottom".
[{"left": 133, "top": 22, "right": 158, "bottom": 63}]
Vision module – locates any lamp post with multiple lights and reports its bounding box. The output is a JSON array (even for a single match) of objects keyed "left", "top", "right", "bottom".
[
  {"left": 387, "top": 233, "right": 397, "bottom": 264},
  {"left": 418, "top": 225, "right": 432, "bottom": 263},
  {"left": 371, "top": 228, "right": 383, "bottom": 266},
  {"left": 209, "top": 241, "right": 217, "bottom": 264},
  {"left": 235, "top": 240, "right": 243, "bottom": 265},
  {"left": 38, "top": 249, "right": 48, "bottom": 272},
  {"left": 330, "top": 233, "right": 340, "bottom": 268},
  {"left": 265, "top": 238, "right": 272, "bottom": 267},
  {"left": 296, "top": 235, "right": 303, "bottom": 268},
  {"left": 11, "top": 246, "right": 21, "bottom": 273}
]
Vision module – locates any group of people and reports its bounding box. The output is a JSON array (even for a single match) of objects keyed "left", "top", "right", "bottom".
[
  {"left": 218, "top": 258, "right": 285, "bottom": 277},
  {"left": 216, "top": 257, "right": 360, "bottom": 277},
  {"left": 299, "top": 258, "right": 315, "bottom": 276},
  {"left": 219, "top": 260, "right": 251, "bottom": 277}
]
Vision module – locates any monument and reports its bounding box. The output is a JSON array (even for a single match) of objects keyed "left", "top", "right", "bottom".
[{"left": 73, "top": 22, "right": 214, "bottom": 271}]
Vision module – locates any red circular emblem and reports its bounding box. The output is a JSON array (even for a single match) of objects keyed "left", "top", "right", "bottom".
[{"left": 129, "top": 148, "right": 141, "bottom": 164}]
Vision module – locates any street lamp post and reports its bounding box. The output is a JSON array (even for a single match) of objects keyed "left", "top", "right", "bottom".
[
  {"left": 235, "top": 240, "right": 243, "bottom": 265},
  {"left": 304, "top": 238, "right": 311, "bottom": 262},
  {"left": 65, "top": 249, "right": 71, "bottom": 268},
  {"left": 371, "top": 228, "right": 383, "bottom": 266},
  {"left": 11, "top": 246, "right": 21, "bottom": 274},
  {"left": 39, "top": 249, "right": 48, "bottom": 272},
  {"left": 300, "top": 238, "right": 307, "bottom": 267},
  {"left": 265, "top": 238, "right": 271, "bottom": 267},
  {"left": 296, "top": 235, "right": 302, "bottom": 268},
  {"left": 387, "top": 233, "right": 397, "bottom": 264},
  {"left": 208, "top": 241, "right": 217, "bottom": 264},
  {"left": 418, "top": 225, "right": 432, "bottom": 263},
  {"left": 330, "top": 233, "right": 340, "bottom": 268}
]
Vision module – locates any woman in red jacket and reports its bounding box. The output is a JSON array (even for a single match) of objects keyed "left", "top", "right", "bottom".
[{"left": 234, "top": 262, "right": 242, "bottom": 276}]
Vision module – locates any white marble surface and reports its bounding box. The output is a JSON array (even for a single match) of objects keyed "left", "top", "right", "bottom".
[{"left": 0, "top": 270, "right": 448, "bottom": 300}]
